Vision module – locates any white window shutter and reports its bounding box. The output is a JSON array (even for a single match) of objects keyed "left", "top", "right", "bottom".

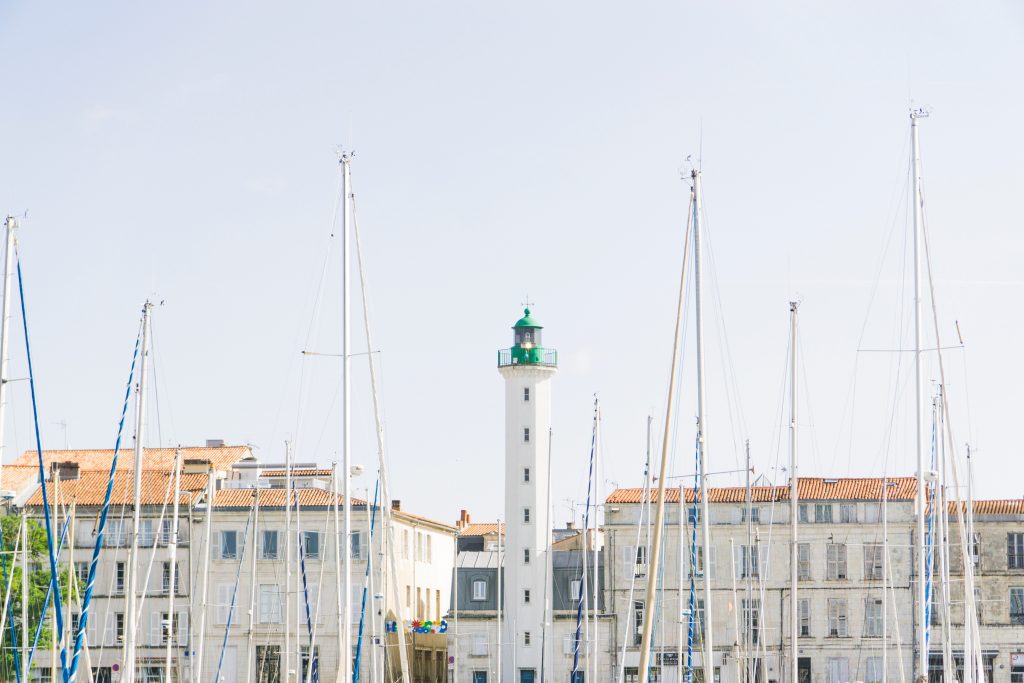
[
  {"left": 178, "top": 610, "right": 189, "bottom": 646},
  {"left": 216, "top": 583, "right": 232, "bottom": 625},
  {"left": 733, "top": 545, "right": 742, "bottom": 580},
  {"left": 622, "top": 545, "right": 635, "bottom": 577},
  {"left": 708, "top": 546, "right": 718, "bottom": 579},
  {"left": 151, "top": 612, "right": 162, "bottom": 647},
  {"left": 104, "top": 613, "right": 115, "bottom": 647}
]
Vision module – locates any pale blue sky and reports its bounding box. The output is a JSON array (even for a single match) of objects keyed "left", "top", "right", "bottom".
[{"left": 1, "top": 2, "right": 1022, "bottom": 526}]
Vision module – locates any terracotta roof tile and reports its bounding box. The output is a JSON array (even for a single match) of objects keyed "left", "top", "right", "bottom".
[
  {"left": 211, "top": 488, "right": 363, "bottom": 509},
  {"left": 947, "top": 499, "right": 1024, "bottom": 515},
  {"left": 12, "top": 446, "right": 251, "bottom": 473},
  {"left": 262, "top": 469, "right": 333, "bottom": 477},
  {"left": 459, "top": 522, "right": 504, "bottom": 537},
  {"left": 0, "top": 466, "right": 42, "bottom": 495},
  {"left": 606, "top": 476, "right": 919, "bottom": 505},
  {"left": 24, "top": 471, "right": 209, "bottom": 507}
]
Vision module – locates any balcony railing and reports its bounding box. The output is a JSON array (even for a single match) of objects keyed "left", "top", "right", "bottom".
[{"left": 497, "top": 348, "right": 558, "bottom": 367}]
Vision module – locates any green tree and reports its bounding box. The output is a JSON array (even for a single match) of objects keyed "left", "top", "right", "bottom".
[{"left": 0, "top": 515, "right": 71, "bottom": 682}]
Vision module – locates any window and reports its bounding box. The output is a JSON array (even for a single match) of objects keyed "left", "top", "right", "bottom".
[
  {"left": 106, "top": 520, "right": 126, "bottom": 547},
  {"left": 258, "top": 584, "right": 282, "bottom": 623},
  {"left": 815, "top": 504, "right": 833, "bottom": 523},
  {"left": 70, "top": 612, "right": 81, "bottom": 638},
  {"left": 930, "top": 585, "right": 942, "bottom": 626},
  {"left": 1010, "top": 587, "right": 1024, "bottom": 625},
  {"left": 687, "top": 507, "right": 701, "bottom": 525},
  {"left": 405, "top": 585, "right": 411, "bottom": 608},
  {"left": 523, "top": 387, "right": 530, "bottom": 402},
  {"left": 969, "top": 533, "right": 982, "bottom": 571},
  {"left": 798, "top": 505, "right": 809, "bottom": 523},
  {"left": 974, "top": 586, "right": 984, "bottom": 623},
  {"left": 741, "top": 506, "right": 760, "bottom": 524},
  {"left": 635, "top": 546, "right": 648, "bottom": 577},
  {"left": 427, "top": 535, "right": 432, "bottom": 562},
  {"left": 523, "top": 589, "right": 531, "bottom": 604},
  {"left": 523, "top": 548, "right": 530, "bottom": 564},
  {"left": 798, "top": 598, "right": 810, "bottom": 636},
  {"left": 741, "top": 599, "right": 760, "bottom": 644},
  {"left": 161, "top": 561, "right": 180, "bottom": 594},
  {"left": 115, "top": 562, "right": 126, "bottom": 594},
  {"left": 159, "top": 612, "right": 180, "bottom": 644},
  {"left": 864, "top": 504, "right": 880, "bottom": 523},
  {"left": 570, "top": 579, "right": 582, "bottom": 601},
  {"left": 632, "top": 601, "right": 644, "bottom": 646},
  {"left": 736, "top": 545, "right": 759, "bottom": 578},
  {"left": 303, "top": 531, "right": 321, "bottom": 560},
  {"left": 866, "top": 657, "right": 883, "bottom": 683},
  {"left": 863, "top": 543, "right": 884, "bottom": 580},
  {"left": 839, "top": 504, "right": 857, "bottom": 523},
  {"left": 115, "top": 613, "right": 125, "bottom": 643},
  {"left": 694, "top": 545, "right": 714, "bottom": 579},
  {"left": 523, "top": 508, "right": 531, "bottom": 524},
  {"left": 138, "top": 519, "right": 155, "bottom": 546},
  {"left": 864, "top": 598, "right": 883, "bottom": 637},
  {"left": 300, "top": 645, "right": 319, "bottom": 683},
  {"left": 826, "top": 544, "right": 848, "bottom": 580},
  {"left": 798, "top": 543, "right": 811, "bottom": 580},
  {"left": 470, "top": 634, "right": 488, "bottom": 656},
  {"left": 523, "top": 427, "right": 531, "bottom": 443},
  {"left": 74, "top": 561, "right": 89, "bottom": 587},
  {"left": 402, "top": 529, "right": 410, "bottom": 559},
  {"left": 220, "top": 530, "right": 238, "bottom": 559},
  {"left": 523, "top": 631, "right": 531, "bottom": 646},
  {"left": 256, "top": 645, "right": 281, "bottom": 683},
  {"left": 827, "top": 658, "right": 850, "bottom": 683},
  {"left": 827, "top": 599, "right": 848, "bottom": 637},
  {"left": 473, "top": 672, "right": 488, "bottom": 683},
  {"left": 694, "top": 599, "right": 706, "bottom": 632},
  {"left": 159, "top": 518, "right": 174, "bottom": 545},
  {"left": 523, "top": 468, "right": 531, "bottom": 483},
  {"left": 471, "top": 579, "right": 487, "bottom": 601},
  {"left": 1008, "top": 533, "right": 1024, "bottom": 569},
  {"left": 570, "top": 673, "right": 584, "bottom": 683},
  {"left": 260, "top": 530, "right": 279, "bottom": 560}
]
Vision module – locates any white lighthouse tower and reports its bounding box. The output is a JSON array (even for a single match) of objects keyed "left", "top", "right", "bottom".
[{"left": 498, "top": 308, "right": 557, "bottom": 683}]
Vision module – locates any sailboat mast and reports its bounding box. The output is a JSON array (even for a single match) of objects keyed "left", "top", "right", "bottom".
[
  {"left": 637, "top": 176, "right": 694, "bottom": 683},
  {"left": 165, "top": 447, "right": 182, "bottom": 681},
  {"left": 194, "top": 462, "right": 215, "bottom": 683},
  {"left": 341, "top": 150, "right": 354, "bottom": 683},
  {"left": 0, "top": 217, "right": 16, "bottom": 491},
  {"left": 285, "top": 441, "right": 293, "bottom": 683},
  {"left": 246, "top": 487, "right": 261, "bottom": 683},
  {"left": 692, "top": 169, "right": 714, "bottom": 683},
  {"left": 591, "top": 407, "right": 600, "bottom": 683},
  {"left": 125, "top": 301, "right": 152, "bottom": 683},
  {"left": 788, "top": 301, "right": 798, "bottom": 683},
  {"left": 911, "top": 109, "right": 928, "bottom": 682}
]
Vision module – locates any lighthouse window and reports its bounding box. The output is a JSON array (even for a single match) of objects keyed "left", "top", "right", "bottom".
[
  {"left": 523, "top": 508, "right": 531, "bottom": 524},
  {"left": 523, "top": 631, "right": 531, "bottom": 646},
  {"left": 523, "top": 428, "right": 531, "bottom": 443},
  {"left": 523, "top": 589, "right": 531, "bottom": 604},
  {"left": 523, "top": 468, "right": 531, "bottom": 483},
  {"left": 523, "top": 387, "right": 530, "bottom": 402},
  {"left": 523, "top": 548, "right": 531, "bottom": 564}
]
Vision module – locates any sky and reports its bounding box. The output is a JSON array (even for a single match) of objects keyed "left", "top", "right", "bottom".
[{"left": 0, "top": 2, "right": 1022, "bottom": 529}]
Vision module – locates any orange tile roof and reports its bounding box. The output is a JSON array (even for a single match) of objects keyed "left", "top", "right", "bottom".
[
  {"left": 24, "top": 471, "right": 209, "bottom": 507},
  {"left": 606, "top": 476, "right": 919, "bottom": 505},
  {"left": 0, "top": 466, "right": 42, "bottom": 495},
  {"left": 947, "top": 499, "right": 1024, "bottom": 515},
  {"left": 212, "top": 488, "right": 364, "bottom": 509},
  {"left": 459, "top": 522, "right": 504, "bottom": 536},
  {"left": 12, "top": 446, "right": 251, "bottom": 473},
  {"left": 262, "top": 469, "right": 333, "bottom": 477}
]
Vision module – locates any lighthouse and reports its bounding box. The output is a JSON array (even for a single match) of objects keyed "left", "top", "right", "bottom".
[{"left": 498, "top": 308, "right": 557, "bottom": 683}]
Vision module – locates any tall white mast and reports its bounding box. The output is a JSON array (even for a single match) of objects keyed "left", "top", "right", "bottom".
[
  {"left": 882, "top": 477, "right": 890, "bottom": 683},
  {"left": 165, "top": 447, "right": 183, "bottom": 681},
  {"left": 637, "top": 175, "right": 695, "bottom": 683},
  {"left": 285, "top": 441, "right": 293, "bottom": 683},
  {"left": 911, "top": 108, "right": 928, "bottom": 682},
  {"left": 788, "top": 302, "right": 799, "bottom": 683},
  {"left": 692, "top": 170, "right": 714, "bottom": 683},
  {"left": 496, "top": 521, "right": 503, "bottom": 682},
  {"left": 341, "top": 151, "right": 354, "bottom": 683},
  {"left": 0, "top": 216, "right": 17, "bottom": 491},
  {"left": 124, "top": 301, "right": 152, "bottom": 683},
  {"left": 246, "top": 486, "right": 261, "bottom": 683},
  {"left": 194, "top": 463, "right": 215, "bottom": 683},
  {"left": 591, "top": 406, "right": 600, "bottom": 683}
]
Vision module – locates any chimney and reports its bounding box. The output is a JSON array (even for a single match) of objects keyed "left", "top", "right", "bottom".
[
  {"left": 51, "top": 461, "right": 80, "bottom": 481},
  {"left": 565, "top": 520, "right": 575, "bottom": 530},
  {"left": 391, "top": 500, "right": 401, "bottom": 511},
  {"left": 456, "top": 509, "right": 470, "bottom": 529},
  {"left": 206, "top": 439, "right": 225, "bottom": 448}
]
